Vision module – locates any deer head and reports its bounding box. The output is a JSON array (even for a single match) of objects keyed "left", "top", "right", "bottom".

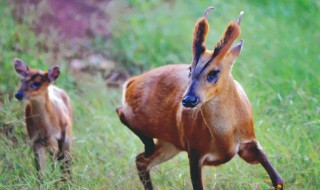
[
  {"left": 14, "top": 58, "right": 60, "bottom": 100},
  {"left": 182, "top": 8, "right": 244, "bottom": 108}
]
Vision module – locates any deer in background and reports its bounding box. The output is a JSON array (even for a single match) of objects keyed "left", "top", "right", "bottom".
[
  {"left": 14, "top": 58, "right": 72, "bottom": 182},
  {"left": 116, "top": 7, "right": 283, "bottom": 190}
]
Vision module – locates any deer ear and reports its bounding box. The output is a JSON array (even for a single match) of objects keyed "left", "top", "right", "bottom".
[
  {"left": 192, "top": 6, "right": 214, "bottom": 67},
  {"left": 48, "top": 66, "right": 60, "bottom": 82},
  {"left": 229, "top": 40, "right": 244, "bottom": 62},
  {"left": 212, "top": 11, "right": 244, "bottom": 61},
  {"left": 14, "top": 58, "right": 29, "bottom": 77}
]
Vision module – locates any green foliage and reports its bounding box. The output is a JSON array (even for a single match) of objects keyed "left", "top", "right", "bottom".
[
  {"left": 0, "top": 3, "right": 74, "bottom": 96},
  {"left": 107, "top": 1, "right": 203, "bottom": 72},
  {"left": 1, "top": 0, "right": 319, "bottom": 189},
  {"left": 0, "top": 5, "right": 39, "bottom": 95}
]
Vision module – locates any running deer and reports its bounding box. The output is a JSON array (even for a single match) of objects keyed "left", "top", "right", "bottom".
[
  {"left": 14, "top": 58, "right": 72, "bottom": 182},
  {"left": 116, "top": 7, "right": 283, "bottom": 190}
]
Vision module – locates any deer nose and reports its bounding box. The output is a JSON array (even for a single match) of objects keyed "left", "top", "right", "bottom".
[
  {"left": 15, "top": 91, "right": 23, "bottom": 100},
  {"left": 182, "top": 95, "right": 199, "bottom": 108}
]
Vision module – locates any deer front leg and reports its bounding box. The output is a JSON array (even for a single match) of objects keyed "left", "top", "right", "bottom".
[
  {"left": 33, "top": 142, "right": 46, "bottom": 183},
  {"left": 47, "top": 137, "right": 59, "bottom": 171},
  {"left": 188, "top": 149, "right": 204, "bottom": 190},
  {"left": 238, "top": 140, "right": 283, "bottom": 190}
]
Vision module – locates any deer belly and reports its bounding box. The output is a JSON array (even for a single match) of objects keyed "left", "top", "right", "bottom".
[{"left": 202, "top": 143, "right": 240, "bottom": 166}]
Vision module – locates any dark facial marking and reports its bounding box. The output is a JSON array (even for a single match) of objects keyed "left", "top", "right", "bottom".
[
  {"left": 21, "top": 73, "right": 46, "bottom": 91},
  {"left": 185, "top": 80, "right": 199, "bottom": 98},
  {"left": 197, "top": 56, "right": 214, "bottom": 78},
  {"left": 29, "top": 73, "right": 46, "bottom": 82},
  {"left": 191, "top": 56, "right": 215, "bottom": 80}
]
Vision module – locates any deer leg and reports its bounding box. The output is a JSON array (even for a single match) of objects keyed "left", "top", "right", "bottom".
[
  {"left": 116, "top": 106, "right": 155, "bottom": 157},
  {"left": 136, "top": 140, "right": 180, "bottom": 190},
  {"left": 188, "top": 148, "right": 203, "bottom": 190},
  {"left": 33, "top": 142, "right": 46, "bottom": 183},
  {"left": 136, "top": 153, "right": 153, "bottom": 190},
  {"left": 238, "top": 140, "right": 283, "bottom": 190},
  {"left": 57, "top": 131, "right": 72, "bottom": 181},
  {"left": 47, "top": 137, "right": 59, "bottom": 171},
  {"left": 61, "top": 140, "right": 72, "bottom": 180},
  {"left": 133, "top": 130, "right": 155, "bottom": 157}
]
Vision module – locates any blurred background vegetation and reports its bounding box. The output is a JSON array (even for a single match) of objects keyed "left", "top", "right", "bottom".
[{"left": 0, "top": 0, "right": 319, "bottom": 189}]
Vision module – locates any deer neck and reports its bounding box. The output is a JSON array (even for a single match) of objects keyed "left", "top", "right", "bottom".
[
  {"left": 29, "top": 89, "right": 55, "bottom": 124},
  {"left": 200, "top": 75, "right": 239, "bottom": 135}
]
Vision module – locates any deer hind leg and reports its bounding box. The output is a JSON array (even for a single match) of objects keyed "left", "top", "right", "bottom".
[
  {"left": 116, "top": 106, "right": 155, "bottom": 157},
  {"left": 136, "top": 140, "right": 180, "bottom": 190},
  {"left": 57, "top": 130, "right": 72, "bottom": 181},
  {"left": 33, "top": 142, "right": 46, "bottom": 183},
  {"left": 238, "top": 140, "right": 283, "bottom": 190}
]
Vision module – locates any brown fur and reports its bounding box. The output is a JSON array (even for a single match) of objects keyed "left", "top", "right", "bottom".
[
  {"left": 14, "top": 59, "right": 72, "bottom": 182},
  {"left": 117, "top": 9, "right": 283, "bottom": 190}
]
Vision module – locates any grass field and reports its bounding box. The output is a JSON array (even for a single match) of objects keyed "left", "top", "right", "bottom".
[{"left": 1, "top": 0, "right": 319, "bottom": 189}]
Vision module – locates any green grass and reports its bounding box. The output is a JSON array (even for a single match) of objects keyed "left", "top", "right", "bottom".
[{"left": 1, "top": 0, "right": 319, "bottom": 189}]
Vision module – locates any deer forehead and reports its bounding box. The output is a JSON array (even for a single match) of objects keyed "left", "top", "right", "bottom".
[
  {"left": 24, "top": 70, "right": 46, "bottom": 81},
  {"left": 192, "top": 50, "right": 220, "bottom": 78}
]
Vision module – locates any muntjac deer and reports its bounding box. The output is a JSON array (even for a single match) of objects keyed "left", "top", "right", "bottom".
[
  {"left": 14, "top": 58, "right": 72, "bottom": 182},
  {"left": 116, "top": 7, "right": 283, "bottom": 190}
]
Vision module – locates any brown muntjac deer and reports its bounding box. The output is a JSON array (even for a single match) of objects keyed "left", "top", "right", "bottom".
[
  {"left": 116, "top": 7, "right": 283, "bottom": 190},
  {"left": 14, "top": 58, "right": 72, "bottom": 182}
]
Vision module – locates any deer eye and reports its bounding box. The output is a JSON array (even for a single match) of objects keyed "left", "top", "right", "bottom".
[
  {"left": 31, "top": 81, "right": 42, "bottom": 89},
  {"left": 188, "top": 67, "right": 192, "bottom": 78},
  {"left": 207, "top": 70, "right": 220, "bottom": 83}
]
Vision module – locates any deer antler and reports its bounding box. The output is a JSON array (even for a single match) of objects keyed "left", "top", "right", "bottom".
[
  {"left": 237, "top": 11, "right": 244, "bottom": 25},
  {"left": 203, "top": 6, "right": 214, "bottom": 18}
]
